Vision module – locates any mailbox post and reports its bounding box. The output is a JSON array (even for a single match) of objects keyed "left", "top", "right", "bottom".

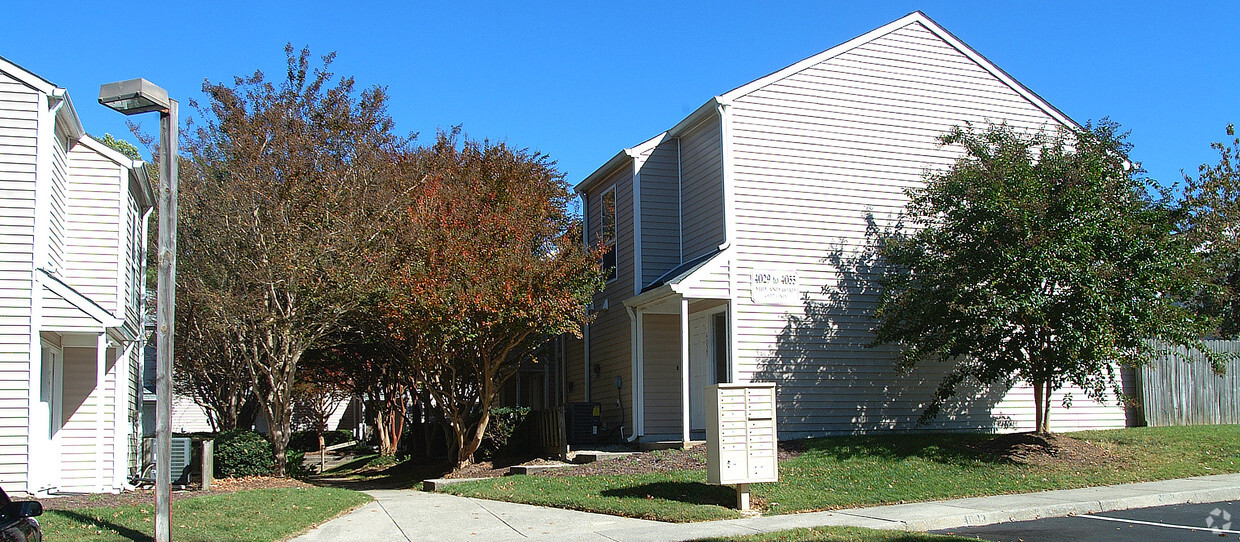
[{"left": 706, "top": 383, "right": 777, "bottom": 510}]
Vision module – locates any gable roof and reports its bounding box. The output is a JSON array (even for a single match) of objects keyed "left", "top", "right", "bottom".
[
  {"left": 719, "top": 11, "right": 1078, "bottom": 129},
  {"left": 576, "top": 11, "right": 1079, "bottom": 193},
  {"left": 0, "top": 54, "right": 86, "bottom": 140},
  {"left": 77, "top": 135, "right": 156, "bottom": 209}
]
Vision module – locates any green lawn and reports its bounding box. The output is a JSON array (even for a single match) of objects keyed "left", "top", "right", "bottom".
[
  {"left": 692, "top": 526, "right": 973, "bottom": 542},
  {"left": 41, "top": 487, "right": 371, "bottom": 541},
  {"left": 442, "top": 425, "right": 1240, "bottom": 522}
]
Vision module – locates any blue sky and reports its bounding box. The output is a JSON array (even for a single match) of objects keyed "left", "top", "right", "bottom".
[{"left": 3, "top": 1, "right": 1237, "bottom": 191}]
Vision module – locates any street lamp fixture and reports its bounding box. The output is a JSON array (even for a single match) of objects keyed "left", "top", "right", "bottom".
[
  {"left": 99, "top": 78, "right": 170, "bottom": 115},
  {"left": 99, "top": 77, "right": 177, "bottom": 542}
]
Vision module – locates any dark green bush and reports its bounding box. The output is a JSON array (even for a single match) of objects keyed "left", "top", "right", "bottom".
[
  {"left": 477, "top": 407, "right": 531, "bottom": 460},
  {"left": 214, "top": 430, "right": 274, "bottom": 478},
  {"left": 285, "top": 449, "right": 308, "bottom": 478},
  {"left": 288, "top": 430, "right": 354, "bottom": 452}
]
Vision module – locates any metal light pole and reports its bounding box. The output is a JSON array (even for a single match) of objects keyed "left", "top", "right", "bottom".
[{"left": 99, "top": 78, "right": 177, "bottom": 542}]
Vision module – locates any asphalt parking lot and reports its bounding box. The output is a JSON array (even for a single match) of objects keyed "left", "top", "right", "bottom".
[{"left": 934, "top": 501, "right": 1238, "bottom": 541}]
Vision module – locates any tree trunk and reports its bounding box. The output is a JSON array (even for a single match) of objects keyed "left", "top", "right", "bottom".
[{"left": 1032, "top": 379, "right": 1046, "bottom": 435}]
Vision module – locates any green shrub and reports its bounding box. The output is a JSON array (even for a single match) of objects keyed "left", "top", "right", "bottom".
[
  {"left": 214, "top": 430, "right": 274, "bottom": 478},
  {"left": 477, "top": 407, "right": 531, "bottom": 460},
  {"left": 286, "top": 449, "right": 308, "bottom": 478},
  {"left": 288, "top": 430, "right": 354, "bottom": 452}
]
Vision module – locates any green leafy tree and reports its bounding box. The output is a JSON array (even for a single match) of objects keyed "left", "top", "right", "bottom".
[
  {"left": 872, "top": 121, "right": 1222, "bottom": 434},
  {"left": 96, "top": 133, "right": 144, "bottom": 161},
  {"left": 1182, "top": 124, "right": 1240, "bottom": 338}
]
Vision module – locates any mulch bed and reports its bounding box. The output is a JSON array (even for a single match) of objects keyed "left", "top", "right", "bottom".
[
  {"left": 447, "top": 442, "right": 807, "bottom": 479},
  {"left": 40, "top": 476, "right": 312, "bottom": 511},
  {"left": 969, "top": 432, "right": 1120, "bottom": 467}
]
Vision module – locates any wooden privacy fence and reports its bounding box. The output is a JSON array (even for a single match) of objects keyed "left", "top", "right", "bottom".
[
  {"left": 523, "top": 407, "right": 566, "bottom": 458},
  {"left": 1139, "top": 339, "right": 1240, "bottom": 426}
]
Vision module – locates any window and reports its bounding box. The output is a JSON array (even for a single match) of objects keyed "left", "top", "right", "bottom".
[{"left": 599, "top": 187, "right": 617, "bottom": 281}]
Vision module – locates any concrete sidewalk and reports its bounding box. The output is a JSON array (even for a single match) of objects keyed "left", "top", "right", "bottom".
[{"left": 290, "top": 473, "right": 1240, "bottom": 541}]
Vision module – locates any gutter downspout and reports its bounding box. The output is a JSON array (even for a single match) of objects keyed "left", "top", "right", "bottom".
[
  {"left": 624, "top": 305, "right": 640, "bottom": 442},
  {"left": 715, "top": 100, "right": 734, "bottom": 253}
]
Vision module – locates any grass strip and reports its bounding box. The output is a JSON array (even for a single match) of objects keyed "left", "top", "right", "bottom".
[
  {"left": 40, "top": 486, "right": 371, "bottom": 542},
  {"left": 443, "top": 425, "right": 1240, "bottom": 522}
]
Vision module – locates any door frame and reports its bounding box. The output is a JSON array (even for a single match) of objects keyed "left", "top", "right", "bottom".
[{"left": 688, "top": 305, "right": 728, "bottom": 431}]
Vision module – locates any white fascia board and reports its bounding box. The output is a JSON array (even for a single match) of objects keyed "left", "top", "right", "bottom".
[
  {"left": 0, "top": 55, "right": 57, "bottom": 94},
  {"left": 77, "top": 135, "right": 155, "bottom": 209},
  {"left": 36, "top": 268, "right": 124, "bottom": 328},
  {"left": 667, "top": 99, "right": 720, "bottom": 138},
  {"left": 51, "top": 89, "right": 85, "bottom": 141},
  {"left": 78, "top": 135, "right": 142, "bottom": 169},
  {"left": 718, "top": 11, "right": 1079, "bottom": 130},
  {"left": 575, "top": 149, "right": 632, "bottom": 194}
]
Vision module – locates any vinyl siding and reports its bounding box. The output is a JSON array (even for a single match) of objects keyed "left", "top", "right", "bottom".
[
  {"left": 564, "top": 332, "right": 586, "bottom": 403},
  {"left": 637, "top": 139, "right": 681, "bottom": 287},
  {"left": 727, "top": 21, "right": 1124, "bottom": 435},
  {"left": 584, "top": 166, "right": 634, "bottom": 428},
  {"left": 679, "top": 116, "right": 724, "bottom": 260},
  {"left": 641, "top": 314, "right": 681, "bottom": 436},
  {"left": 0, "top": 72, "right": 37, "bottom": 491},
  {"left": 57, "top": 346, "right": 120, "bottom": 493},
  {"left": 63, "top": 145, "right": 123, "bottom": 316},
  {"left": 46, "top": 126, "right": 68, "bottom": 275}
]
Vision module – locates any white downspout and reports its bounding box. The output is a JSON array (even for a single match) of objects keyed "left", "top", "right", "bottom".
[
  {"left": 624, "top": 305, "right": 640, "bottom": 442},
  {"left": 715, "top": 101, "right": 735, "bottom": 253},
  {"left": 680, "top": 297, "right": 690, "bottom": 445},
  {"left": 96, "top": 334, "right": 108, "bottom": 492}
]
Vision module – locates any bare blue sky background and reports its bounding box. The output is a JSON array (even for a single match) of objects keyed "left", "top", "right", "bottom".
[{"left": 3, "top": 1, "right": 1237, "bottom": 190}]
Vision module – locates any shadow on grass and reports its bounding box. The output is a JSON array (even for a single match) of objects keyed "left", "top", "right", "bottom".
[
  {"left": 49, "top": 509, "right": 150, "bottom": 541},
  {"left": 600, "top": 481, "right": 735, "bottom": 507}
]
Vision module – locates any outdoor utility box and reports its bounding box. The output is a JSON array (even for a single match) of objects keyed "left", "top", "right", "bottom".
[
  {"left": 565, "top": 402, "right": 601, "bottom": 445},
  {"left": 706, "top": 383, "right": 778, "bottom": 485}
]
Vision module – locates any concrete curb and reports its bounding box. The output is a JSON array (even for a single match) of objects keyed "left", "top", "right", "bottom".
[{"left": 421, "top": 477, "right": 488, "bottom": 491}]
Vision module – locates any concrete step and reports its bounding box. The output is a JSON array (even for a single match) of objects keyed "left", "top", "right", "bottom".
[
  {"left": 422, "top": 477, "right": 489, "bottom": 491},
  {"left": 572, "top": 451, "right": 635, "bottom": 464},
  {"left": 637, "top": 440, "right": 704, "bottom": 452},
  {"left": 506, "top": 462, "right": 575, "bottom": 475}
]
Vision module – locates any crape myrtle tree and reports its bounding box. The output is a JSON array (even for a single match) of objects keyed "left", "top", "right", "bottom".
[
  {"left": 1182, "top": 124, "right": 1240, "bottom": 338},
  {"left": 382, "top": 131, "right": 604, "bottom": 468},
  {"left": 172, "top": 295, "right": 258, "bottom": 431},
  {"left": 872, "top": 121, "right": 1222, "bottom": 434},
  {"left": 302, "top": 310, "right": 416, "bottom": 458},
  {"left": 180, "top": 45, "right": 413, "bottom": 475}
]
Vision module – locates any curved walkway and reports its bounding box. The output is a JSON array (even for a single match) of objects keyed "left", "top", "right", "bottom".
[{"left": 292, "top": 473, "right": 1240, "bottom": 542}]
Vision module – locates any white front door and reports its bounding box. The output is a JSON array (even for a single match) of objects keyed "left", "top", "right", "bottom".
[
  {"left": 688, "top": 315, "right": 711, "bottom": 430},
  {"left": 39, "top": 344, "right": 63, "bottom": 490}
]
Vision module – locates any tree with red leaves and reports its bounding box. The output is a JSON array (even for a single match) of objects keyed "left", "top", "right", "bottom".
[{"left": 382, "top": 131, "right": 603, "bottom": 468}]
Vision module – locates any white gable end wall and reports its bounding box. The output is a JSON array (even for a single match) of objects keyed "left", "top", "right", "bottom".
[
  {"left": 0, "top": 70, "right": 38, "bottom": 492},
  {"left": 726, "top": 20, "right": 1125, "bottom": 435}
]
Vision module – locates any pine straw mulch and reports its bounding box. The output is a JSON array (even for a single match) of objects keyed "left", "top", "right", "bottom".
[{"left": 39, "top": 476, "right": 312, "bottom": 511}]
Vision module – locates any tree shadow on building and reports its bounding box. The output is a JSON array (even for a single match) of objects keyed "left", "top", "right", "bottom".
[{"left": 752, "top": 213, "right": 1014, "bottom": 438}]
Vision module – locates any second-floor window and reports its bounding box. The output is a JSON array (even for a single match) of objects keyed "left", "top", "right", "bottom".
[{"left": 600, "top": 187, "right": 617, "bottom": 282}]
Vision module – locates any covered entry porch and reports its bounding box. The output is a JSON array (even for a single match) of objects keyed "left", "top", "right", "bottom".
[{"left": 625, "top": 252, "right": 734, "bottom": 446}]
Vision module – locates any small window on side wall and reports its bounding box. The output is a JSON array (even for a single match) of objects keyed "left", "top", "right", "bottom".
[{"left": 600, "top": 187, "right": 617, "bottom": 281}]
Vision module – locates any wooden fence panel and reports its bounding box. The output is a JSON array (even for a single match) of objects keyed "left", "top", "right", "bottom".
[{"left": 1140, "top": 340, "right": 1240, "bottom": 426}]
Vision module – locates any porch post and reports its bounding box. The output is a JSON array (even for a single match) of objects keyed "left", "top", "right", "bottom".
[
  {"left": 96, "top": 333, "right": 107, "bottom": 492},
  {"left": 680, "top": 297, "right": 690, "bottom": 445}
]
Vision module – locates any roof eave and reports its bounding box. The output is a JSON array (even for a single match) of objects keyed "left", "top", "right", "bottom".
[{"left": 718, "top": 11, "right": 1079, "bottom": 130}]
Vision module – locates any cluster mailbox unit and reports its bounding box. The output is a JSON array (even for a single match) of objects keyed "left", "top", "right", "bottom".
[{"left": 706, "top": 383, "right": 778, "bottom": 510}]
